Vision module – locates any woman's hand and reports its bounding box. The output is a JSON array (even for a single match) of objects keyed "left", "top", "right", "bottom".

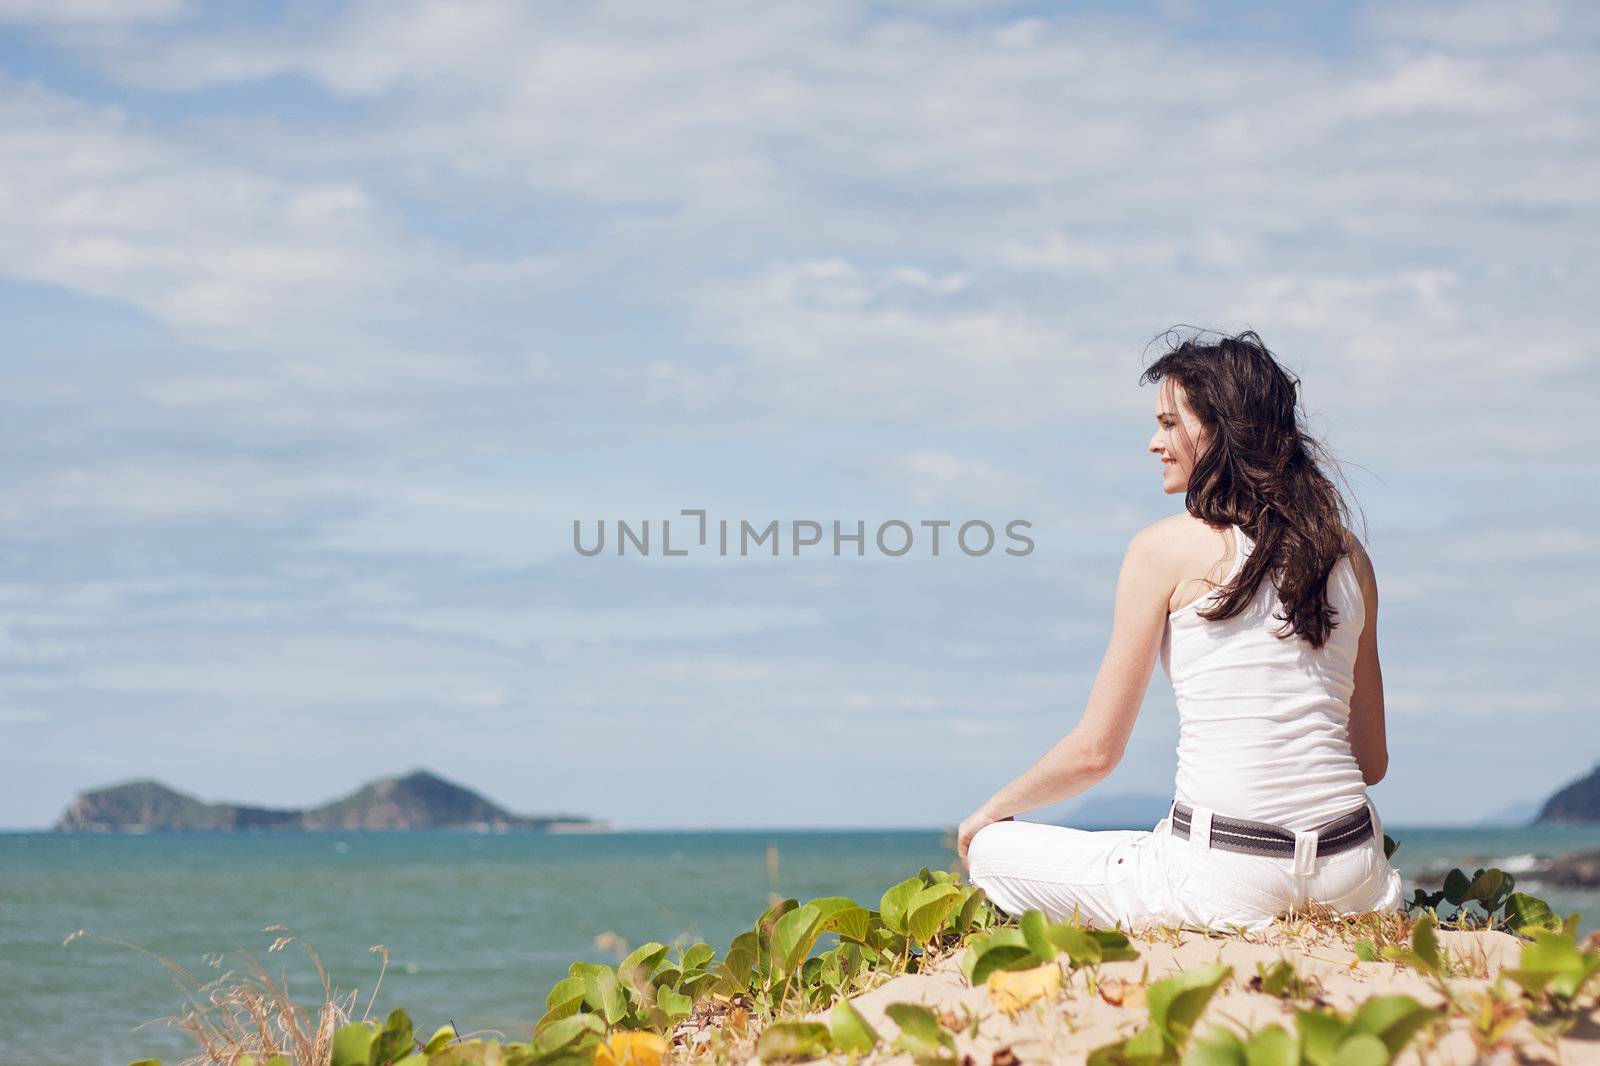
[{"left": 957, "top": 805, "right": 1013, "bottom": 870}]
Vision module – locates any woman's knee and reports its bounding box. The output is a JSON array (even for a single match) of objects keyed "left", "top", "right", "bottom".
[{"left": 967, "top": 819, "right": 1015, "bottom": 868}]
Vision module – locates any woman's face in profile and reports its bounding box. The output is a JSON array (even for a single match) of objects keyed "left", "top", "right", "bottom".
[{"left": 1148, "top": 379, "right": 1207, "bottom": 495}]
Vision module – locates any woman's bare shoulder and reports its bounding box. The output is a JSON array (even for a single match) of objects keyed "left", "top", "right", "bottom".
[
  {"left": 1130, "top": 513, "right": 1233, "bottom": 578},
  {"left": 1137, "top": 512, "right": 1234, "bottom": 550},
  {"left": 1340, "top": 526, "right": 1377, "bottom": 591},
  {"left": 1130, "top": 513, "right": 1200, "bottom": 548}
]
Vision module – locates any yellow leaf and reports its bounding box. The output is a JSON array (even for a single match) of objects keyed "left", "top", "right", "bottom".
[
  {"left": 986, "top": 963, "right": 1063, "bottom": 1012},
  {"left": 1096, "top": 977, "right": 1145, "bottom": 1008},
  {"left": 594, "top": 1030, "right": 668, "bottom": 1066}
]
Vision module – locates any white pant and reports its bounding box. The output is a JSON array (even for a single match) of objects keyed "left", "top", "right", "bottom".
[{"left": 966, "top": 797, "right": 1406, "bottom": 934}]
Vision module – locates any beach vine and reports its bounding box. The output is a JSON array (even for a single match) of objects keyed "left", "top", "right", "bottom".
[{"left": 98, "top": 845, "right": 1600, "bottom": 1066}]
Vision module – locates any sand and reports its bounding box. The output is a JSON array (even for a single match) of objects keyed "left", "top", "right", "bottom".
[{"left": 724, "top": 921, "right": 1600, "bottom": 1065}]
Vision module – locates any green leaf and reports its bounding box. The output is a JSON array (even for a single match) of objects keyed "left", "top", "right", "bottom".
[
  {"left": 1122, "top": 1021, "right": 1169, "bottom": 1063},
  {"left": 657, "top": 985, "right": 694, "bottom": 1020},
  {"left": 1500, "top": 966, "right": 1555, "bottom": 998},
  {"left": 1503, "top": 892, "right": 1561, "bottom": 936},
  {"left": 772, "top": 903, "right": 825, "bottom": 976},
  {"left": 1293, "top": 1008, "right": 1347, "bottom": 1066},
  {"left": 369, "top": 1008, "right": 415, "bottom": 1065},
  {"left": 720, "top": 929, "right": 760, "bottom": 991},
  {"left": 906, "top": 884, "right": 962, "bottom": 944},
  {"left": 1523, "top": 928, "right": 1600, "bottom": 988},
  {"left": 986, "top": 926, "right": 1029, "bottom": 949},
  {"left": 1242, "top": 1024, "right": 1296, "bottom": 1066},
  {"left": 1404, "top": 887, "right": 1443, "bottom": 913},
  {"left": 1552, "top": 951, "right": 1600, "bottom": 1000},
  {"left": 581, "top": 966, "right": 630, "bottom": 1026},
  {"left": 1020, "top": 910, "right": 1059, "bottom": 961},
  {"left": 330, "top": 1021, "right": 375, "bottom": 1066},
  {"left": 618, "top": 942, "right": 671, "bottom": 983},
  {"left": 756, "top": 1021, "right": 832, "bottom": 1062},
  {"left": 1460, "top": 868, "right": 1512, "bottom": 906},
  {"left": 960, "top": 932, "right": 992, "bottom": 984},
  {"left": 1380, "top": 915, "right": 1440, "bottom": 977},
  {"left": 1183, "top": 1026, "right": 1246, "bottom": 1066},
  {"left": 1410, "top": 913, "right": 1441, "bottom": 972},
  {"left": 955, "top": 886, "right": 988, "bottom": 934},
  {"left": 1348, "top": 994, "right": 1438, "bottom": 1057},
  {"left": 1441, "top": 868, "right": 1474, "bottom": 906},
  {"left": 809, "top": 896, "right": 873, "bottom": 944},
  {"left": 1049, "top": 924, "right": 1104, "bottom": 968},
  {"left": 1329, "top": 1032, "right": 1389, "bottom": 1066},
  {"left": 885, "top": 1003, "right": 957, "bottom": 1063},
  {"left": 1256, "top": 960, "right": 1297, "bottom": 999},
  {"left": 422, "top": 1023, "right": 457, "bottom": 1053},
  {"left": 969, "top": 943, "right": 1040, "bottom": 986},
  {"left": 545, "top": 974, "right": 586, "bottom": 1013},
  {"left": 880, "top": 876, "right": 925, "bottom": 935},
  {"left": 1147, "top": 963, "right": 1232, "bottom": 1047},
  {"left": 680, "top": 942, "right": 717, "bottom": 971},
  {"left": 828, "top": 999, "right": 881, "bottom": 1055},
  {"left": 1088, "top": 927, "right": 1140, "bottom": 963},
  {"left": 528, "top": 1012, "right": 606, "bottom": 1057},
  {"left": 427, "top": 1040, "right": 504, "bottom": 1066},
  {"left": 755, "top": 898, "right": 801, "bottom": 975}
]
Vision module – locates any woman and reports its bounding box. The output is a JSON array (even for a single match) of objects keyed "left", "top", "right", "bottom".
[{"left": 959, "top": 328, "right": 1405, "bottom": 934}]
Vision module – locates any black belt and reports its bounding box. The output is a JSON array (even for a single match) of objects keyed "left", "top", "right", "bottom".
[{"left": 1169, "top": 800, "right": 1374, "bottom": 858}]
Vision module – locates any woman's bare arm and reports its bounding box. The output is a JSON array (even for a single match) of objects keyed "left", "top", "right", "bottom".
[
  {"left": 977, "top": 523, "right": 1173, "bottom": 819},
  {"left": 1345, "top": 535, "right": 1389, "bottom": 786}
]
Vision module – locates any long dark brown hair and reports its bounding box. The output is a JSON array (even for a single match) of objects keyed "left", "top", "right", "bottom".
[{"left": 1139, "top": 327, "right": 1365, "bottom": 649}]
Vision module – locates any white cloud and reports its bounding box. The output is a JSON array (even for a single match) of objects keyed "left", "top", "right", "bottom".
[
  {"left": 0, "top": 0, "right": 184, "bottom": 24},
  {"left": 1360, "top": 0, "right": 1576, "bottom": 50},
  {"left": 0, "top": 74, "right": 571, "bottom": 357},
  {"left": 0, "top": 458, "right": 370, "bottom": 523},
  {"left": 0, "top": 706, "right": 51, "bottom": 725},
  {"left": 0, "top": 2, "right": 1593, "bottom": 827},
  {"left": 876, "top": 449, "right": 1041, "bottom": 509}
]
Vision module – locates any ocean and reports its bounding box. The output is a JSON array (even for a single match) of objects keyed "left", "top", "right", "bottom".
[{"left": 5, "top": 824, "right": 1599, "bottom": 1066}]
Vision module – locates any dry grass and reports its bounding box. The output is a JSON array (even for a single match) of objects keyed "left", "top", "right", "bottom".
[
  {"left": 63, "top": 880, "right": 1511, "bottom": 1066},
  {"left": 1251, "top": 900, "right": 1391, "bottom": 947},
  {"left": 64, "top": 925, "right": 388, "bottom": 1066}
]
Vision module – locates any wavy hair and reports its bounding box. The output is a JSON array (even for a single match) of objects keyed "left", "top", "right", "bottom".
[{"left": 1139, "top": 327, "right": 1365, "bottom": 649}]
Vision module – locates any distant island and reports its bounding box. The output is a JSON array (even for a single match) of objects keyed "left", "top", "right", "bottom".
[
  {"left": 1533, "top": 760, "right": 1600, "bottom": 826},
  {"left": 1059, "top": 790, "right": 1176, "bottom": 829},
  {"left": 54, "top": 768, "right": 612, "bottom": 833}
]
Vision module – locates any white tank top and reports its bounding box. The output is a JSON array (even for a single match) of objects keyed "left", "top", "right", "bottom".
[{"left": 1158, "top": 523, "right": 1371, "bottom": 832}]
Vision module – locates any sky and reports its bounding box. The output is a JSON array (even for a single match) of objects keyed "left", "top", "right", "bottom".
[{"left": 0, "top": 0, "right": 1595, "bottom": 830}]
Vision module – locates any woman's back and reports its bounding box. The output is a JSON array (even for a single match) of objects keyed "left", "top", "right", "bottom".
[{"left": 1160, "top": 523, "right": 1370, "bottom": 832}]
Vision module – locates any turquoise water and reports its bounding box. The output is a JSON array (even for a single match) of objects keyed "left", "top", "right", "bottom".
[{"left": 5, "top": 823, "right": 1600, "bottom": 1066}]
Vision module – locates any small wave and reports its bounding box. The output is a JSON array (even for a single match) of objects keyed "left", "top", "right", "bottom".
[{"left": 1491, "top": 853, "right": 1543, "bottom": 872}]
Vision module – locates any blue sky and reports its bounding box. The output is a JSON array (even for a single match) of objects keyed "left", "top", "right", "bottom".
[{"left": 0, "top": 0, "right": 1594, "bottom": 829}]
